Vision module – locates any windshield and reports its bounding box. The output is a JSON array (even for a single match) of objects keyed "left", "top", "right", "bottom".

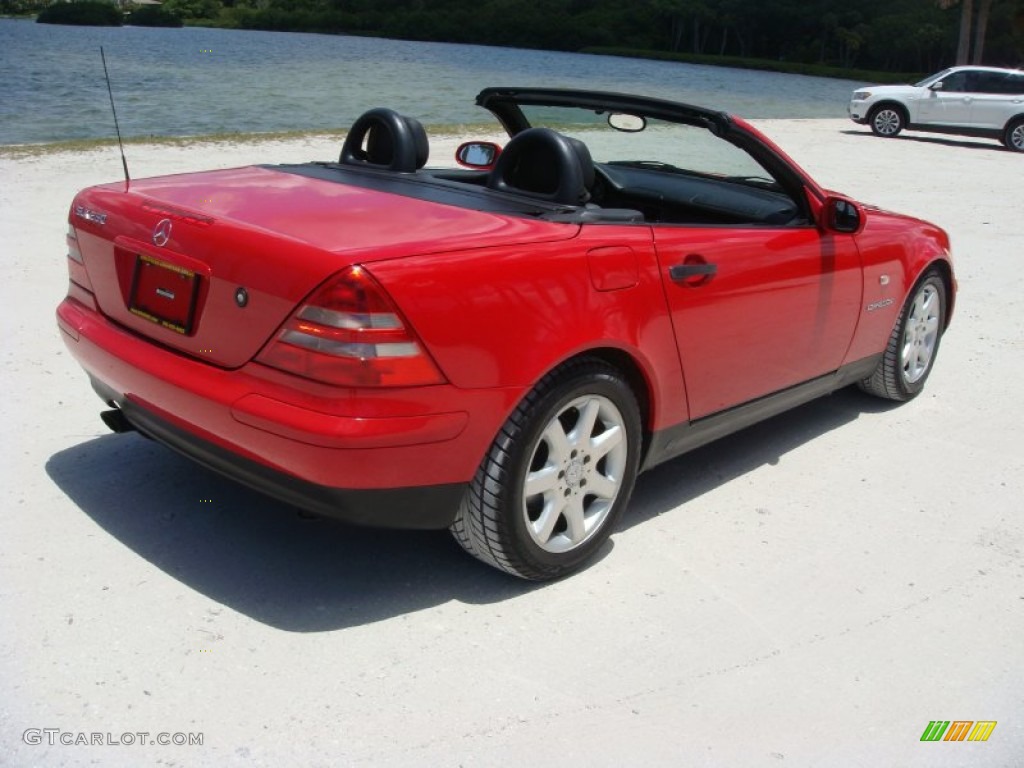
[
  {"left": 518, "top": 104, "right": 776, "bottom": 188},
  {"left": 915, "top": 69, "right": 953, "bottom": 87}
]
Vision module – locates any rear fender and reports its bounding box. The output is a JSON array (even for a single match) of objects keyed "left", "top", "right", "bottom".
[{"left": 368, "top": 228, "right": 690, "bottom": 436}]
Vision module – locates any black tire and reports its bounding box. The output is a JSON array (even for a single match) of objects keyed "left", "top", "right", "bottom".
[
  {"left": 451, "top": 358, "right": 642, "bottom": 580},
  {"left": 869, "top": 104, "right": 906, "bottom": 138},
  {"left": 858, "top": 270, "right": 947, "bottom": 401},
  {"left": 1003, "top": 117, "right": 1024, "bottom": 152}
]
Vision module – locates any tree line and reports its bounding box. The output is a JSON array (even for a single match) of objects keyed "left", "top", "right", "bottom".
[{"left": 16, "top": 0, "right": 1024, "bottom": 75}]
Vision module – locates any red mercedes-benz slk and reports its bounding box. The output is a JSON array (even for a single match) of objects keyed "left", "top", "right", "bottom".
[{"left": 57, "top": 88, "right": 955, "bottom": 579}]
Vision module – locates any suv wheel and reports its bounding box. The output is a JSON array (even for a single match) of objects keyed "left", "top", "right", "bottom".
[
  {"left": 1004, "top": 118, "right": 1024, "bottom": 152},
  {"left": 869, "top": 105, "right": 905, "bottom": 138}
]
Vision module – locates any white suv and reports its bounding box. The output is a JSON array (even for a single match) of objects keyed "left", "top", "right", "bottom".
[{"left": 849, "top": 66, "right": 1024, "bottom": 152}]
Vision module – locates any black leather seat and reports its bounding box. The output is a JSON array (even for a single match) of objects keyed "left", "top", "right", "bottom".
[
  {"left": 340, "top": 108, "right": 429, "bottom": 173},
  {"left": 487, "top": 128, "right": 594, "bottom": 206}
]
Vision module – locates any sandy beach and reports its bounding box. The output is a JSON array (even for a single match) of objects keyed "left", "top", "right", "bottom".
[{"left": 1, "top": 120, "right": 1022, "bottom": 766}]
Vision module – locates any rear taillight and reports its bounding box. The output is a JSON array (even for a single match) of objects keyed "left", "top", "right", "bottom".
[
  {"left": 66, "top": 223, "right": 82, "bottom": 263},
  {"left": 65, "top": 223, "right": 94, "bottom": 292},
  {"left": 257, "top": 265, "right": 445, "bottom": 388}
]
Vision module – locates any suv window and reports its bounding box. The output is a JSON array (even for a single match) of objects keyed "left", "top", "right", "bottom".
[
  {"left": 999, "top": 73, "right": 1024, "bottom": 95},
  {"left": 937, "top": 72, "right": 970, "bottom": 92},
  {"left": 970, "top": 72, "right": 1011, "bottom": 94}
]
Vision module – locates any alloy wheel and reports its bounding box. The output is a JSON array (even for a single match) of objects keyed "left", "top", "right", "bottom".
[
  {"left": 873, "top": 109, "right": 902, "bottom": 136},
  {"left": 900, "top": 283, "right": 941, "bottom": 384},
  {"left": 522, "top": 395, "right": 627, "bottom": 554},
  {"left": 1011, "top": 123, "right": 1024, "bottom": 151}
]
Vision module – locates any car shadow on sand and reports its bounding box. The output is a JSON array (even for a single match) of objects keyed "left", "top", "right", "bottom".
[
  {"left": 625, "top": 387, "right": 893, "bottom": 526},
  {"left": 840, "top": 129, "right": 1006, "bottom": 153},
  {"left": 46, "top": 387, "right": 896, "bottom": 631}
]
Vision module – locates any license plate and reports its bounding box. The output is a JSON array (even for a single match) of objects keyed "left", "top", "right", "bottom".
[{"left": 128, "top": 254, "right": 200, "bottom": 334}]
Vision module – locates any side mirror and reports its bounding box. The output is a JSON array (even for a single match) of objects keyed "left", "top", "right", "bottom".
[
  {"left": 929, "top": 80, "right": 944, "bottom": 92},
  {"left": 455, "top": 141, "right": 501, "bottom": 170},
  {"left": 822, "top": 196, "right": 863, "bottom": 234}
]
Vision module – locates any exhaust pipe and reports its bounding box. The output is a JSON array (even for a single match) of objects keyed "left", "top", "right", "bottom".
[{"left": 100, "top": 409, "right": 136, "bottom": 434}]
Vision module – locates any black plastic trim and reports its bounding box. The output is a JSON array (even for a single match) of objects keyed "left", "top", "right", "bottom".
[
  {"left": 267, "top": 162, "right": 579, "bottom": 218},
  {"left": 669, "top": 263, "right": 717, "bottom": 280},
  {"left": 102, "top": 388, "right": 466, "bottom": 530},
  {"left": 903, "top": 122, "right": 1003, "bottom": 140},
  {"left": 641, "top": 355, "right": 881, "bottom": 471}
]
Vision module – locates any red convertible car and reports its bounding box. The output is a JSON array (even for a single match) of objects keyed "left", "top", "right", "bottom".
[{"left": 57, "top": 88, "right": 955, "bottom": 579}]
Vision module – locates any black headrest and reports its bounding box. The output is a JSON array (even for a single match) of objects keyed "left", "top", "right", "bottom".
[
  {"left": 487, "top": 128, "right": 592, "bottom": 206},
  {"left": 566, "top": 137, "right": 595, "bottom": 194},
  {"left": 403, "top": 115, "right": 430, "bottom": 170},
  {"left": 340, "top": 108, "right": 429, "bottom": 172}
]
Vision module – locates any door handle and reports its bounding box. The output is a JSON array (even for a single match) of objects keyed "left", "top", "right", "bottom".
[{"left": 670, "top": 263, "right": 717, "bottom": 282}]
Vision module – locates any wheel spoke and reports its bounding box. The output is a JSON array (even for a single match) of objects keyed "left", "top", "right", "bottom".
[
  {"left": 912, "top": 293, "right": 927, "bottom": 320},
  {"left": 541, "top": 419, "right": 572, "bottom": 465},
  {"left": 920, "top": 289, "right": 938, "bottom": 319},
  {"left": 911, "top": 348, "right": 924, "bottom": 375},
  {"left": 531, "top": 495, "right": 566, "bottom": 544},
  {"left": 562, "top": 495, "right": 586, "bottom": 543},
  {"left": 901, "top": 337, "right": 914, "bottom": 366},
  {"left": 525, "top": 465, "right": 559, "bottom": 498},
  {"left": 587, "top": 472, "right": 619, "bottom": 501},
  {"left": 589, "top": 424, "right": 623, "bottom": 461},
  {"left": 570, "top": 398, "right": 601, "bottom": 448}
]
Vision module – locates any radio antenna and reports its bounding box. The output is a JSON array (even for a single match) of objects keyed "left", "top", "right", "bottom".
[{"left": 100, "top": 46, "right": 130, "bottom": 188}]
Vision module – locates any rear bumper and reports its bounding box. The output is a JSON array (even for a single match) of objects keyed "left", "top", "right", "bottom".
[
  {"left": 112, "top": 391, "right": 465, "bottom": 528},
  {"left": 57, "top": 293, "right": 516, "bottom": 529}
]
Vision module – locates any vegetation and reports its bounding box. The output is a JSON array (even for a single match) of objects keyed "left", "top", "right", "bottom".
[
  {"left": 20, "top": 0, "right": 1024, "bottom": 75},
  {"left": 35, "top": 0, "right": 122, "bottom": 25},
  {"left": 126, "top": 4, "right": 183, "bottom": 25},
  {"left": 208, "top": 0, "right": 1023, "bottom": 72},
  {"left": 940, "top": 0, "right": 998, "bottom": 64},
  {"left": 583, "top": 48, "right": 924, "bottom": 84}
]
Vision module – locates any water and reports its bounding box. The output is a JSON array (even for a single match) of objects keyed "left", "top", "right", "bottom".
[{"left": 0, "top": 18, "right": 865, "bottom": 146}]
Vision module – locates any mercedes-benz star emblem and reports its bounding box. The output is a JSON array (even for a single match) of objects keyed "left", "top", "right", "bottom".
[{"left": 152, "top": 218, "right": 172, "bottom": 247}]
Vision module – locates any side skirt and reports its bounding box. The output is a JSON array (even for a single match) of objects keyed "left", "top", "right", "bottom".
[
  {"left": 641, "top": 355, "right": 881, "bottom": 472},
  {"left": 904, "top": 123, "right": 1002, "bottom": 141}
]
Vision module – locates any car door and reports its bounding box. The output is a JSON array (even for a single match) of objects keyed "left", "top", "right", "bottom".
[
  {"left": 969, "top": 72, "right": 1024, "bottom": 129},
  {"left": 652, "top": 223, "right": 862, "bottom": 419},
  {"left": 916, "top": 70, "right": 975, "bottom": 125}
]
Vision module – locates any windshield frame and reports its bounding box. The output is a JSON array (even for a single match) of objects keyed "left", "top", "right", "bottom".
[{"left": 476, "top": 87, "right": 732, "bottom": 138}]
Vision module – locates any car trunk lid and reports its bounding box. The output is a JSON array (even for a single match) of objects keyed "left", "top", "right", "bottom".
[{"left": 70, "top": 165, "right": 578, "bottom": 368}]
